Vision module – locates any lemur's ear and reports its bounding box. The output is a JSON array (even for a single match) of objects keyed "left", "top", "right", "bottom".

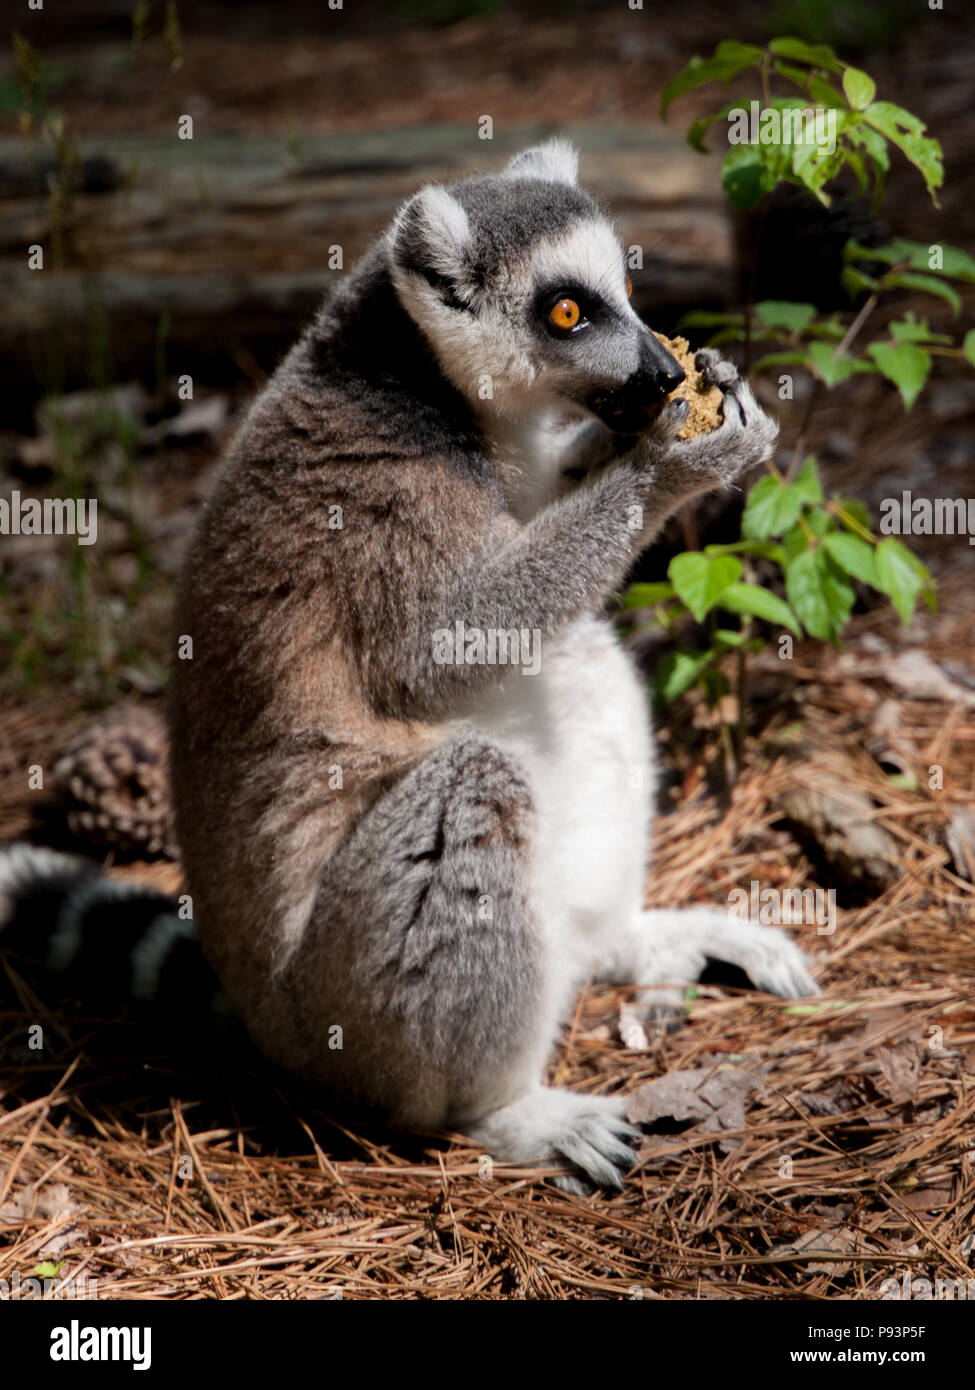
[
  {"left": 504, "top": 138, "right": 579, "bottom": 186},
  {"left": 390, "top": 185, "right": 473, "bottom": 309}
]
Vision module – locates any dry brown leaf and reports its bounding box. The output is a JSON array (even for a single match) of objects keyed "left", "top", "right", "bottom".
[
  {"left": 900, "top": 1187, "right": 952, "bottom": 1213},
  {"left": 882, "top": 650, "right": 975, "bottom": 706},
  {"left": 625, "top": 1065, "right": 765, "bottom": 1152},
  {"left": 0, "top": 1177, "right": 84, "bottom": 1230},
  {"left": 873, "top": 1042, "right": 921, "bottom": 1103},
  {"left": 769, "top": 1228, "right": 857, "bottom": 1278},
  {"left": 798, "top": 1079, "right": 863, "bottom": 1116}
]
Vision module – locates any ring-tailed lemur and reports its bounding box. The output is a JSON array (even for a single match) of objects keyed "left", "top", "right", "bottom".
[{"left": 1, "top": 142, "right": 817, "bottom": 1190}]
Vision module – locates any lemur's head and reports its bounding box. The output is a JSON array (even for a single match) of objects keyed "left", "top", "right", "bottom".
[{"left": 388, "top": 139, "right": 684, "bottom": 434}]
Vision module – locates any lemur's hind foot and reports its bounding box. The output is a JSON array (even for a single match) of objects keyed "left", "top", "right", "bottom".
[
  {"left": 603, "top": 906, "right": 818, "bottom": 1026},
  {"left": 463, "top": 1086, "right": 640, "bottom": 1194}
]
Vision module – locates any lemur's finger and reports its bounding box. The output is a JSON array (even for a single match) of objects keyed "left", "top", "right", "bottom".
[
  {"left": 661, "top": 397, "right": 690, "bottom": 433},
  {"left": 720, "top": 372, "right": 765, "bottom": 429},
  {"left": 691, "top": 349, "right": 759, "bottom": 430},
  {"left": 694, "top": 348, "right": 739, "bottom": 392},
  {"left": 720, "top": 385, "right": 749, "bottom": 428},
  {"left": 639, "top": 396, "right": 690, "bottom": 452}
]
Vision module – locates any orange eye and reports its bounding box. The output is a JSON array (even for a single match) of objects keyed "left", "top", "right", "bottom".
[
  {"left": 549, "top": 297, "right": 581, "bottom": 330},
  {"left": 625, "top": 275, "right": 633, "bottom": 298}
]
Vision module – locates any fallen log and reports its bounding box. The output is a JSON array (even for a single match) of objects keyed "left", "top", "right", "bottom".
[{"left": 1, "top": 124, "right": 734, "bottom": 416}]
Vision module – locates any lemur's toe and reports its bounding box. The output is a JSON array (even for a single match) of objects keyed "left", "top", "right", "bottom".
[
  {"left": 733, "top": 933, "right": 820, "bottom": 999},
  {"left": 552, "top": 1101, "right": 640, "bottom": 1191}
]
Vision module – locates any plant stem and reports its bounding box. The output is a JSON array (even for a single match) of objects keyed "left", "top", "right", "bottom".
[
  {"left": 719, "top": 711, "right": 738, "bottom": 786},
  {"left": 826, "top": 501, "right": 875, "bottom": 542},
  {"left": 679, "top": 502, "right": 699, "bottom": 552},
  {"left": 734, "top": 618, "right": 750, "bottom": 768},
  {"left": 833, "top": 291, "right": 878, "bottom": 360},
  {"left": 831, "top": 259, "right": 911, "bottom": 362},
  {"left": 786, "top": 378, "right": 822, "bottom": 481},
  {"left": 744, "top": 194, "right": 771, "bottom": 375}
]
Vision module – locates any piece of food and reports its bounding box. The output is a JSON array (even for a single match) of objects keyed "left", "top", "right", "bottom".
[{"left": 652, "top": 332, "right": 724, "bottom": 440}]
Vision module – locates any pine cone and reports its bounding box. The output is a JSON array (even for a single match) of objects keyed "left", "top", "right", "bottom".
[{"left": 53, "top": 705, "right": 177, "bottom": 859}]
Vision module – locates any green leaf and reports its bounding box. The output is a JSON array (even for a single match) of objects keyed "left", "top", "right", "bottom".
[
  {"left": 842, "top": 67, "right": 876, "bottom": 110},
  {"left": 660, "top": 43, "right": 764, "bottom": 117},
  {"left": 768, "top": 37, "right": 843, "bottom": 73},
  {"left": 721, "top": 144, "right": 774, "bottom": 210},
  {"left": 889, "top": 313, "right": 951, "bottom": 345},
  {"left": 834, "top": 497, "right": 872, "bottom": 533},
  {"left": 668, "top": 552, "right": 743, "bottom": 621},
  {"left": 718, "top": 582, "right": 802, "bottom": 636},
  {"left": 686, "top": 102, "right": 738, "bottom": 153},
  {"left": 806, "top": 507, "right": 832, "bottom": 539},
  {"left": 754, "top": 301, "right": 817, "bottom": 333},
  {"left": 808, "top": 340, "right": 857, "bottom": 387},
  {"left": 678, "top": 309, "right": 747, "bottom": 329},
  {"left": 843, "top": 237, "right": 879, "bottom": 262},
  {"left": 772, "top": 59, "right": 814, "bottom": 92},
  {"left": 840, "top": 147, "right": 869, "bottom": 197},
  {"left": 712, "top": 39, "right": 766, "bottom": 66},
  {"left": 841, "top": 264, "right": 879, "bottom": 298},
  {"left": 963, "top": 329, "right": 975, "bottom": 368},
  {"left": 742, "top": 475, "right": 803, "bottom": 539},
  {"left": 860, "top": 103, "right": 944, "bottom": 203},
  {"left": 772, "top": 61, "right": 848, "bottom": 114},
  {"left": 785, "top": 548, "right": 855, "bottom": 642},
  {"left": 794, "top": 456, "right": 823, "bottom": 506},
  {"left": 875, "top": 538, "right": 929, "bottom": 625},
  {"left": 791, "top": 140, "right": 834, "bottom": 205},
  {"left": 806, "top": 313, "right": 848, "bottom": 341},
  {"left": 926, "top": 244, "right": 975, "bottom": 283},
  {"left": 713, "top": 628, "right": 748, "bottom": 647},
  {"left": 885, "top": 272, "right": 961, "bottom": 316},
  {"left": 653, "top": 649, "right": 714, "bottom": 702},
  {"left": 823, "top": 532, "right": 879, "bottom": 587},
  {"left": 752, "top": 350, "right": 811, "bottom": 371},
  {"left": 806, "top": 70, "right": 848, "bottom": 109},
  {"left": 867, "top": 341, "right": 932, "bottom": 408},
  {"left": 850, "top": 121, "right": 890, "bottom": 172},
  {"left": 704, "top": 327, "right": 749, "bottom": 347},
  {"left": 847, "top": 237, "right": 975, "bottom": 282},
  {"left": 704, "top": 539, "right": 784, "bottom": 560},
  {"left": 783, "top": 522, "right": 810, "bottom": 561},
  {"left": 618, "top": 582, "right": 675, "bottom": 612}
]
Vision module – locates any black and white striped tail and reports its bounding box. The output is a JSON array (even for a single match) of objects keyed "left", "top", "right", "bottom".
[{"left": 0, "top": 844, "right": 219, "bottom": 1013}]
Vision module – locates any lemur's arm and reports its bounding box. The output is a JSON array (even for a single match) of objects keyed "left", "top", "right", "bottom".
[
  {"left": 454, "top": 362, "right": 777, "bottom": 632},
  {"left": 390, "top": 356, "right": 777, "bottom": 715}
]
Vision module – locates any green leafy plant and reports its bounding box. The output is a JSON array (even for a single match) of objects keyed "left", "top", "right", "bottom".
[
  {"left": 620, "top": 36, "right": 974, "bottom": 761},
  {"left": 662, "top": 36, "right": 943, "bottom": 209}
]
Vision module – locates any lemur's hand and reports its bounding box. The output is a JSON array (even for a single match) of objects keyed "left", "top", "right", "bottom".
[{"left": 636, "top": 349, "right": 778, "bottom": 499}]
